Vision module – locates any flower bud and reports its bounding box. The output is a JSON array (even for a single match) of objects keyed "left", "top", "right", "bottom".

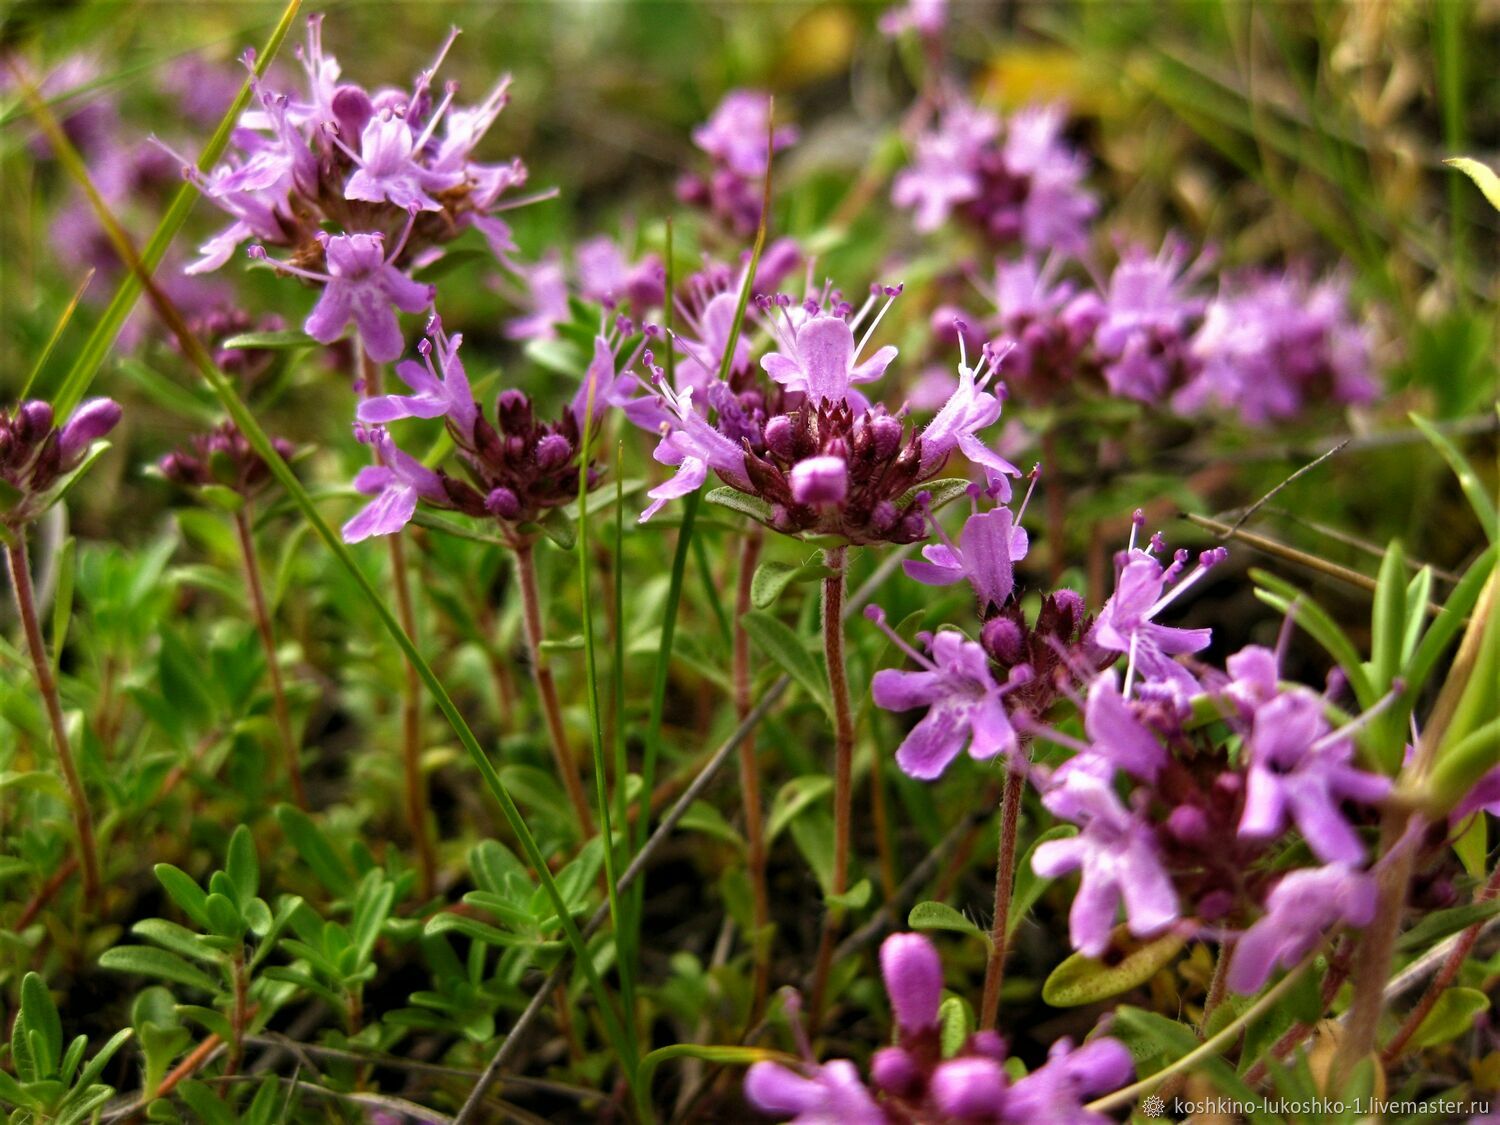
[
  {"left": 930, "top": 1057, "right": 1008, "bottom": 1120},
  {"left": 880, "top": 932, "right": 942, "bottom": 1036},
  {"left": 982, "top": 617, "right": 1025, "bottom": 665},
  {"left": 790, "top": 455, "right": 847, "bottom": 506},
  {"left": 870, "top": 413, "right": 904, "bottom": 460},
  {"left": 534, "top": 433, "right": 572, "bottom": 470},
  {"left": 58, "top": 398, "right": 122, "bottom": 465},
  {"left": 17, "top": 401, "right": 54, "bottom": 442},
  {"left": 485, "top": 487, "right": 521, "bottom": 519},
  {"left": 870, "top": 1047, "right": 920, "bottom": 1097},
  {"left": 763, "top": 414, "right": 795, "bottom": 460}
]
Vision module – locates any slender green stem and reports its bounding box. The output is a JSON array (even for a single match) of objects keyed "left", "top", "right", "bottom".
[
  {"left": 735, "top": 529, "right": 770, "bottom": 1022},
  {"left": 514, "top": 539, "right": 595, "bottom": 836},
  {"left": 7, "top": 536, "right": 100, "bottom": 905},
  {"left": 979, "top": 763, "right": 1025, "bottom": 1030},
  {"left": 808, "top": 546, "right": 852, "bottom": 1028},
  {"left": 234, "top": 506, "right": 307, "bottom": 810},
  {"left": 576, "top": 369, "right": 638, "bottom": 1073}
]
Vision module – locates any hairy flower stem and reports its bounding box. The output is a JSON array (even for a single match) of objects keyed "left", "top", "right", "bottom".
[
  {"left": 809, "top": 546, "right": 853, "bottom": 1029},
  {"left": 979, "top": 763, "right": 1025, "bottom": 1030},
  {"left": 1383, "top": 860, "right": 1500, "bottom": 1063},
  {"left": 234, "top": 508, "right": 307, "bottom": 809},
  {"left": 224, "top": 951, "right": 248, "bottom": 1082},
  {"left": 514, "top": 539, "right": 595, "bottom": 836},
  {"left": 735, "top": 529, "right": 771, "bottom": 1022},
  {"left": 1333, "top": 809, "right": 1416, "bottom": 1086},
  {"left": 358, "top": 348, "right": 436, "bottom": 897},
  {"left": 1199, "top": 938, "right": 1234, "bottom": 1036},
  {"left": 6, "top": 537, "right": 100, "bottom": 905}
]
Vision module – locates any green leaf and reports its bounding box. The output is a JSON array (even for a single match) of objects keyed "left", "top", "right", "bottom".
[
  {"left": 825, "top": 878, "right": 871, "bottom": 911},
  {"left": 153, "top": 864, "right": 211, "bottom": 930},
  {"left": 99, "top": 947, "right": 219, "bottom": 993},
  {"left": 1394, "top": 896, "right": 1500, "bottom": 953},
  {"left": 766, "top": 776, "right": 834, "bottom": 841},
  {"left": 274, "top": 805, "right": 354, "bottom": 898},
  {"left": 1041, "top": 929, "right": 1186, "bottom": 1007},
  {"left": 1112, "top": 1005, "right": 1271, "bottom": 1119},
  {"left": 1409, "top": 987, "right": 1490, "bottom": 1049},
  {"left": 1407, "top": 544, "right": 1498, "bottom": 701},
  {"left": 908, "top": 901, "right": 989, "bottom": 947},
  {"left": 743, "top": 610, "right": 831, "bottom": 716},
  {"left": 49, "top": 538, "right": 74, "bottom": 678},
  {"left": 70, "top": 1028, "right": 132, "bottom": 1100},
  {"left": 1411, "top": 414, "right": 1498, "bottom": 542},
  {"left": 751, "top": 560, "right": 837, "bottom": 609},
  {"left": 218, "top": 329, "right": 317, "bottom": 351},
  {"left": 704, "top": 487, "right": 775, "bottom": 526},
  {"left": 1252, "top": 571, "right": 1377, "bottom": 708},
  {"left": 678, "top": 801, "right": 744, "bottom": 849},
  {"left": 1445, "top": 157, "right": 1500, "bottom": 212},
  {"left": 20, "top": 974, "right": 61, "bottom": 1075},
  {"left": 897, "top": 477, "right": 972, "bottom": 512},
  {"left": 225, "top": 826, "right": 258, "bottom": 907},
  {"left": 1371, "top": 540, "right": 1407, "bottom": 690},
  {"left": 131, "top": 919, "right": 220, "bottom": 964},
  {"left": 938, "top": 995, "right": 972, "bottom": 1059}
]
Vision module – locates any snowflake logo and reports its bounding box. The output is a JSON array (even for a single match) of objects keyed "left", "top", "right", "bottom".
[{"left": 1141, "top": 1093, "right": 1168, "bottom": 1119}]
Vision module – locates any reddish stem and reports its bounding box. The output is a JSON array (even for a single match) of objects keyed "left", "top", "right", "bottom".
[
  {"left": 6, "top": 537, "right": 100, "bottom": 905},
  {"left": 979, "top": 764, "right": 1025, "bottom": 1029}
]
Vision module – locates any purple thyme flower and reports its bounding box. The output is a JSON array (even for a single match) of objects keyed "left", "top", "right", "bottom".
[
  {"left": 1237, "top": 688, "right": 1392, "bottom": 864},
  {"left": 342, "top": 427, "right": 447, "bottom": 542},
  {"left": 1, "top": 398, "right": 122, "bottom": 530},
  {"left": 1090, "top": 537, "right": 1222, "bottom": 701},
  {"left": 761, "top": 313, "right": 899, "bottom": 405},
  {"left": 1069, "top": 669, "right": 1168, "bottom": 784},
  {"left": 358, "top": 315, "right": 477, "bottom": 436},
  {"left": 880, "top": 932, "right": 943, "bottom": 1037},
  {"left": 1032, "top": 770, "right": 1179, "bottom": 956},
  {"left": 1093, "top": 236, "right": 1206, "bottom": 404},
  {"left": 893, "top": 96, "right": 1096, "bottom": 255},
  {"left": 1226, "top": 863, "right": 1377, "bottom": 993},
  {"left": 175, "top": 18, "right": 533, "bottom": 281},
  {"left": 56, "top": 398, "right": 123, "bottom": 464},
  {"left": 869, "top": 611, "right": 1018, "bottom": 780},
  {"left": 917, "top": 338, "right": 1020, "bottom": 498},
  {"left": 251, "top": 222, "right": 434, "bottom": 364},
  {"left": 984, "top": 255, "right": 1102, "bottom": 402},
  {"left": 1181, "top": 271, "right": 1376, "bottom": 424},
  {"left": 640, "top": 381, "right": 754, "bottom": 522},
  {"left": 902, "top": 488, "right": 1031, "bottom": 611},
  {"left": 744, "top": 1059, "right": 884, "bottom": 1124},
  {"left": 503, "top": 254, "right": 572, "bottom": 342},
  {"left": 575, "top": 235, "right": 665, "bottom": 312},
  {"left": 1004, "top": 1037, "right": 1135, "bottom": 1125}
]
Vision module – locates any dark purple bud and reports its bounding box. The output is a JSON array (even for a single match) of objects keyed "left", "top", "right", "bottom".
[
  {"left": 1051, "top": 588, "right": 1086, "bottom": 624},
  {"left": 497, "top": 389, "right": 531, "bottom": 431},
  {"left": 982, "top": 617, "right": 1025, "bottom": 665},
  {"left": 790, "top": 455, "right": 847, "bottom": 506},
  {"left": 1165, "top": 805, "right": 1209, "bottom": 846},
  {"left": 930, "top": 1057, "right": 1008, "bottom": 1120},
  {"left": 58, "top": 397, "right": 122, "bottom": 463},
  {"left": 763, "top": 414, "right": 795, "bottom": 460},
  {"left": 880, "top": 932, "right": 942, "bottom": 1036},
  {"left": 534, "top": 433, "right": 572, "bottom": 470},
  {"left": 485, "top": 487, "right": 521, "bottom": 519},
  {"left": 870, "top": 414, "right": 904, "bottom": 460},
  {"left": 869, "top": 501, "right": 898, "bottom": 534},
  {"left": 870, "top": 1047, "right": 921, "bottom": 1097},
  {"left": 17, "top": 401, "right": 54, "bottom": 442}
]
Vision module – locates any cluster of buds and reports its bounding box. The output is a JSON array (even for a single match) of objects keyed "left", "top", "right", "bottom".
[
  {"left": 157, "top": 422, "right": 294, "bottom": 502},
  {"left": 342, "top": 316, "right": 615, "bottom": 544},
  {"left": 0, "top": 399, "right": 121, "bottom": 534},
  {"left": 744, "top": 933, "right": 1133, "bottom": 1123},
  {"left": 637, "top": 282, "right": 1021, "bottom": 546},
  {"left": 181, "top": 308, "right": 287, "bottom": 389}
]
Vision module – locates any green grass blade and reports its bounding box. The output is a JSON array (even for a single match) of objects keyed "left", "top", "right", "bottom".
[
  {"left": 50, "top": 0, "right": 303, "bottom": 417},
  {"left": 20, "top": 269, "right": 94, "bottom": 399},
  {"left": 1410, "top": 413, "right": 1498, "bottom": 543}
]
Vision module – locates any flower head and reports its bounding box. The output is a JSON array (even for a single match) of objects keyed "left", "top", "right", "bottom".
[{"left": 1, "top": 397, "right": 122, "bottom": 531}]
